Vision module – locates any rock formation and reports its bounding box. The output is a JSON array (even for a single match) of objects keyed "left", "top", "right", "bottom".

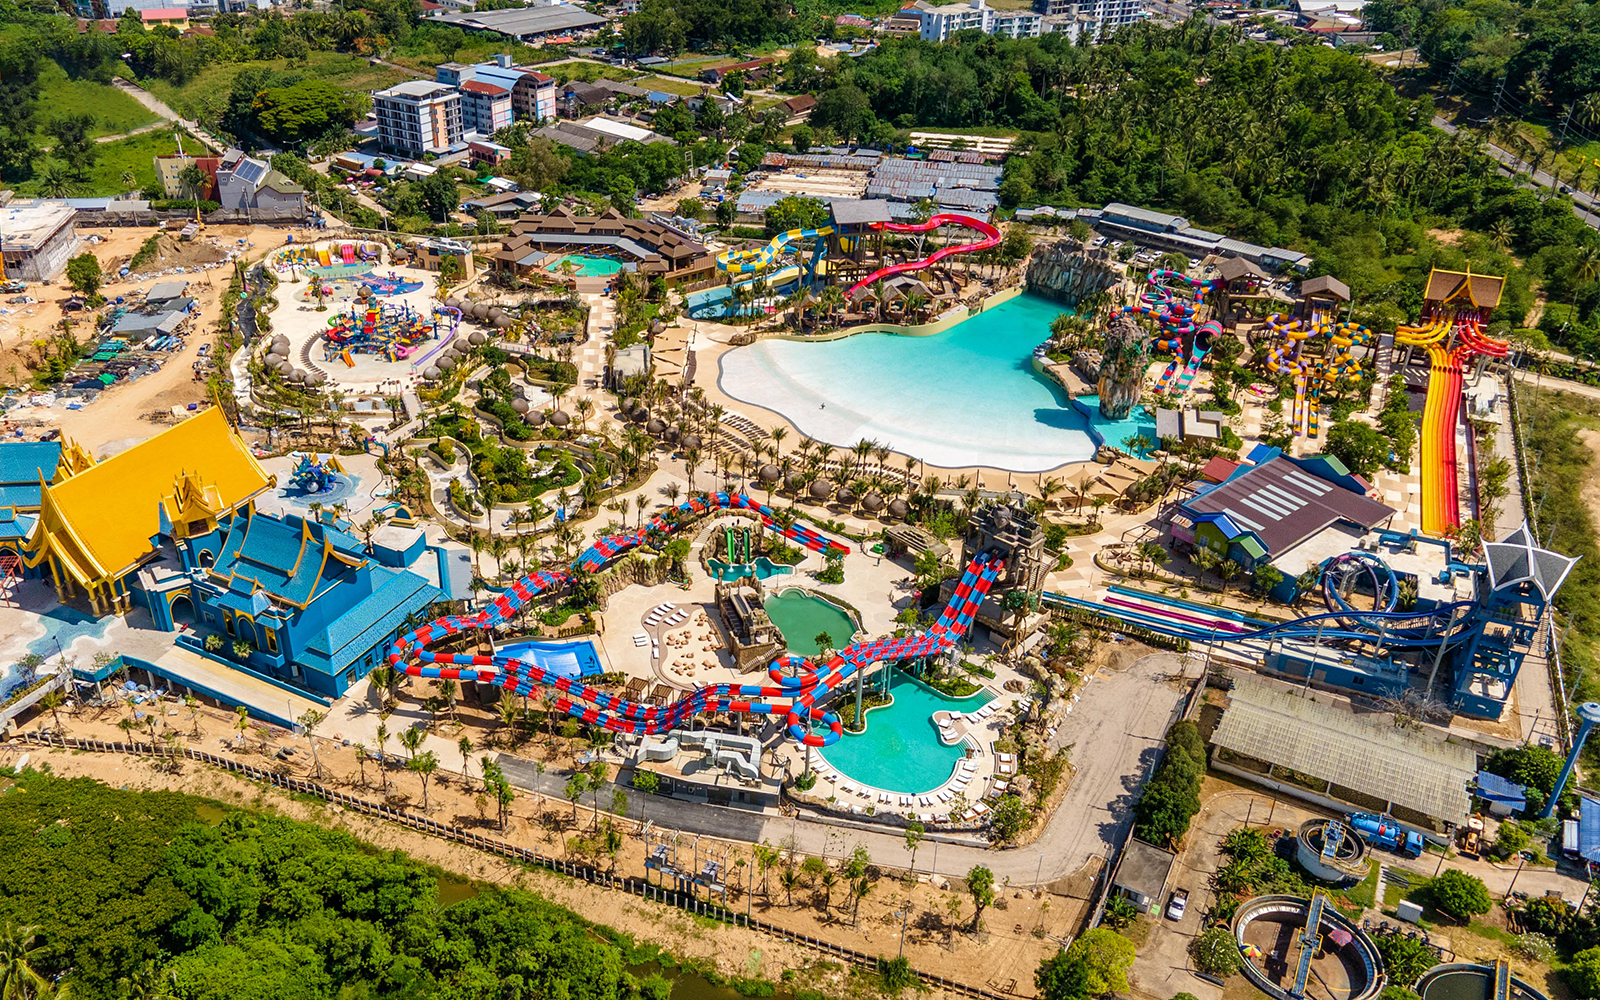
[
  {"left": 1025, "top": 241, "right": 1121, "bottom": 308},
  {"left": 1095, "top": 313, "right": 1149, "bottom": 420}
]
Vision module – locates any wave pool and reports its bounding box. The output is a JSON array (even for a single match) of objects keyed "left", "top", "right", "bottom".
[{"left": 718, "top": 293, "right": 1098, "bottom": 471}]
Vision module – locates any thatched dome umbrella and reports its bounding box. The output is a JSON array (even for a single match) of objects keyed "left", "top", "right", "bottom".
[
  {"left": 307, "top": 372, "right": 327, "bottom": 387},
  {"left": 526, "top": 410, "right": 545, "bottom": 426},
  {"left": 438, "top": 357, "right": 456, "bottom": 371},
  {"left": 511, "top": 398, "right": 530, "bottom": 413},
  {"left": 681, "top": 433, "right": 702, "bottom": 451},
  {"left": 265, "top": 352, "right": 286, "bottom": 365},
  {"left": 835, "top": 486, "right": 857, "bottom": 507},
  {"left": 468, "top": 330, "right": 488, "bottom": 345},
  {"left": 422, "top": 366, "right": 441, "bottom": 380},
  {"left": 759, "top": 464, "right": 781, "bottom": 483},
  {"left": 646, "top": 417, "right": 667, "bottom": 435},
  {"left": 785, "top": 473, "right": 806, "bottom": 493},
  {"left": 493, "top": 314, "right": 514, "bottom": 329},
  {"left": 630, "top": 406, "right": 649, "bottom": 422},
  {"left": 663, "top": 426, "right": 679, "bottom": 443},
  {"left": 487, "top": 308, "right": 506, "bottom": 324},
  {"left": 549, "top": 410, "right": 571, "bottom": 427},
  {"left": 444, "top": 296, "right": 462, "bottom": 309},
  {"left": 453, "top": 337, "right": 472, "bottom": 352},
  {"left": 809, "top": 478, "right": 835, "bottom": 501},
  {"left": 862, "top": 492, "right": 886, "bottom": 514},
  {"left": 470, "top": 303, "right": 491, "bottom": 321},
  {"left": 274, "top": 360, "right": 293, "bottom": 375},
  {"left": 289, "top": 369, "right": 308, "bottom": 383},
  {"left": 888, "top": 498, "right": 909, "bottom": 520}
]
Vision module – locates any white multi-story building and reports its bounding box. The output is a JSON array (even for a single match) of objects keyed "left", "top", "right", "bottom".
[
  {"left": 373, "top": 82, "right": 464, "bottom": 159},
  {"left": 912, "top": 0, "right": 1044, "bottom": 40},
  {"left": 1036, "top": 0, "right": 1145, "bottom": 38}
]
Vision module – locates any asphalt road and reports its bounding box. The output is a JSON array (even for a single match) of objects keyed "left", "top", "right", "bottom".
[
  {"left": 1432, "top": 116, "right": 1600, "bottom": 231},
  {"left": 497, "top": 652, "right": 1192, "bottom": 884}
]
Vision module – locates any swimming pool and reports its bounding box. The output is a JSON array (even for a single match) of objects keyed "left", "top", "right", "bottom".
[
  {"left": 494, "top": 638, "right": 604, "bottom": 680},
  {"left": 718, "top": 293, "right": 1098, "bottom": 472},
  {"left": 819, "top": 670, "right": 992, "bottom": 794},
  {"left": 551, "top": 254, "right": 624, "bottom": 277},
  {"left": 763, "top": 589, "right": 856, "bottom": 656}
]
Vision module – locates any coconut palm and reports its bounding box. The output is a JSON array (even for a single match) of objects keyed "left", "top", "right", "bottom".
[{"left": 0, "top": 923, "right": 48, "bottom": 1000}]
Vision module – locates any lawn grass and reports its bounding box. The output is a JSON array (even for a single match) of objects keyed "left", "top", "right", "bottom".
[
  {"left": 33, "top": 62, "right": 158, "bottom": 141},
  {"left": 17, "top": 129, "right": 182, "bottom": 198},
  {"left": 1341, "top": 861, "right": 1380, "bottom": 910},
  {"left": 636, "top": 75, "right": 704, "bottom": 97},
  {"left": 140, "top": 52, "right": 414, "bottom": 126},
  {"left": 537, "top": 61, "right": 642, "bottom": 84}
]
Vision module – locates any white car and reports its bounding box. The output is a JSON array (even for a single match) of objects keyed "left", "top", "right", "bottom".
[
  {"left": 1166, "top": 889, "right": 1188, "bottom": 921},
  {"left": 1090, "top": 236, "right": 1107, "bottom": 248},
  {"left": 1110, "top": 240, "right": 1124, "bottom": 249},
  {"left": 1188, "top": 258, "right": 1202, "bottom": 269}
]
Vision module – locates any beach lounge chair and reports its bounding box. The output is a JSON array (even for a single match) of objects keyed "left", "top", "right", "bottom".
[{"left": 840, "top": 782, "right": 856, "bottom": 794}]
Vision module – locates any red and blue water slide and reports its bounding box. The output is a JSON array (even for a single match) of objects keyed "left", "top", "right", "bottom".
[
  {"left": 388, "top": 491, "right": 1003, "bottom": 747},
  {"left": 845, "top": 214, "right": 1003, "bottom": 297}
]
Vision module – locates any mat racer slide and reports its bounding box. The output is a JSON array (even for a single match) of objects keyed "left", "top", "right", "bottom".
[
  {"left": 845, "top": 214, "right": 1001, "bottom": 297},
  {"left": 388, "top": 492, "right": 1001, "bottom": 747}
]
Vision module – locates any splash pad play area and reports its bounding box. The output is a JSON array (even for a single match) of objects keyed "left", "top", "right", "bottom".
[{"left": 263, "top": 239, "right": 469, "bottom": 394}]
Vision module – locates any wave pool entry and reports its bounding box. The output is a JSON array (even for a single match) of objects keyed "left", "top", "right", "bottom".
[
  {"left": 718, "top": 293, "right": 1099, "bottom": 472},
  {"left": 763, "top": 588, "right": 857, "bottom": 656},
  {"left": 818, "top": 669, "right": 992, "bottom": 795}
]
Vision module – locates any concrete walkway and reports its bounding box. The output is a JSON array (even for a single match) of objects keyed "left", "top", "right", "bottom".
[{"left": 112, "top": 77, "right": 226, "bottom": 153}]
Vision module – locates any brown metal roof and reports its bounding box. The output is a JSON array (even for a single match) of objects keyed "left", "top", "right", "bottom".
[
  {"left": 1300, "top": 274, "right": 1351, "bottom": 302},
  {"left": 1422, "top": 267, "right": 1503, "bottom": 309}
]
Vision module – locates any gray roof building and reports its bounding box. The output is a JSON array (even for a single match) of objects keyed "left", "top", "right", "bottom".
[
  {"left": 1112, "top": 839, "right": 1175, "bottom": 912},
  {"left": 436, "top": 4, "right": 606, "bottom": 37}
]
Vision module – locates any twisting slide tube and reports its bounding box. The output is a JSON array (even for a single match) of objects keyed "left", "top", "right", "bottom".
[
  {"left": 388, "top": 492, "right": 1002, "bottom": 747},
  {"left": 844, "top": 214, "right": 1002, "bottom": 296},
  {"left": 718, "top": 226, "right": 835, "bottom": 276}
]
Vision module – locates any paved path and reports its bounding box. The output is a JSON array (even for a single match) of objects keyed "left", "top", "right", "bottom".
[{"left": 112, "top": 77, "right": 226, "bottom": 153}]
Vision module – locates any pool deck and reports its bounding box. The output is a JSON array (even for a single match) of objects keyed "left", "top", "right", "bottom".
[{"left": 788, "top": 689, "right": 1025, "bottom": 824}]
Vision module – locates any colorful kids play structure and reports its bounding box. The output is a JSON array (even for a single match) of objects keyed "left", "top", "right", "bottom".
[
  {"left": 324, "top": 286, "right": 436, "bottom": 362},
  {"left": 1264, "top": 311, "right": 1371, "bottom": 438},
  {"left": 287, "top": 452, "right": 347, "bottom": 495},
  {"left": 273, "top": 239, "right": 384, "bottom": 274},
  {"left": 1122, "top": 269, "right": 1220, "bottom": 398},
  {"left": 390, "top": 492, "right": 1004, "bottom": 747},
  {"left": 1398, "top": 268, "right": 1510, "bottom": 537}
]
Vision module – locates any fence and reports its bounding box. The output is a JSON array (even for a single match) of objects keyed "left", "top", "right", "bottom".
[{"left": 14, "top": 733, "right": 1013, "bottom": 1000}]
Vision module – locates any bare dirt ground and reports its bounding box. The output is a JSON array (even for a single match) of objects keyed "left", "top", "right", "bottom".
[
  {"left": 7, "top": 695, "right": 1080, "bottom": 997},
  {"left": 6, "top": 223, "right": 297, "bottom": 455},
  {"left": 1577, "top": 428, "right": 1600, "bottom": 536}
]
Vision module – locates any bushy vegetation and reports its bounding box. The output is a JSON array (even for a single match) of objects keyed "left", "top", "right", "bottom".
[
  {"left": 0, "top": 770, "right": 672, "bottom": 1000},
  {"left": 1034, "top": 928, "right": 1136, "bottom": 1000},
  {"left": 1133, "top": 720, "right": 1206, "bottom": 847}
]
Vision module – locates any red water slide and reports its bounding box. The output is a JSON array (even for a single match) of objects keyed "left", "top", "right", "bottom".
[{"left": 845, "top": 213, "right": 1003, "bottom": 297}]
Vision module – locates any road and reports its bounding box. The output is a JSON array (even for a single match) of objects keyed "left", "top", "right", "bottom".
[
  {"left": 1432, "top": 115, "right": 1600, "bottom": 231},
  {"left": 498, "top": 653, "right": 1192, "bottom": 885},
  {"left": 112, "top": 77, "right": 227, "bottom": 154}
]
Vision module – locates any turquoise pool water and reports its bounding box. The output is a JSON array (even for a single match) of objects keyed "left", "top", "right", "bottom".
[
  {"left": 819, "top": 670, "right": 992, "bottom": 794},
  {"left": 553, "top": 254, "right": 624, "bottom": 277},
  {"left": 763, "top": 589, "right": 856, "bottom": 656},
  {"left": 718, "top": 293, "right": 1098, "bottom": 472}
]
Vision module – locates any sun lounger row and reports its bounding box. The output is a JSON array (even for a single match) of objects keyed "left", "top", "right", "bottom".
[{"left": 633, "top": 633, "right": 650, "bottom": 647}]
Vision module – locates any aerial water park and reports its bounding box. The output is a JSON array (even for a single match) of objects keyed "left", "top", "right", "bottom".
[
  {"left": 1264, "top": 310, "right": 1371, "bottom": 438},
  {"left": 1123, "top": 268, "right": 1220, "bottom": 399}
]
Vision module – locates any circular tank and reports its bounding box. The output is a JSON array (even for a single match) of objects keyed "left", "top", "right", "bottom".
[
  {"left": 1297, "top": 819, "right": 1370, "bottom": 883},
  {"left": 1417, "top": 964, "right": 1551, "bottom": 1000},
  {"left": 1233, "top": 895, "right": 1386, "bottom": 1000}
]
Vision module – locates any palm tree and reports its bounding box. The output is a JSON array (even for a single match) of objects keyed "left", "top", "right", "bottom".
[
  {"left": 409, "top": 750, "right": 439, "bottom": 810},
  {"left": 1569, "top": 244, "right": 1600, "bottom": 323},
  {"left": 375, "top": 722, "right": 392, "bottom": 791},
  {"left": 0, "top": 923, "right": 48, "bottom": 1000},
  {"left": 779, "top": 868, "right": 801, "bottom": 907},
  {"left": 1488, "top": 219, "right": 1515, "bottom": 253},
  {"left": 37, "top": 160, "right": 73, "bottom": 198},
  {"left": 399, "top": 725, "right": 423, "bottom": 764}
]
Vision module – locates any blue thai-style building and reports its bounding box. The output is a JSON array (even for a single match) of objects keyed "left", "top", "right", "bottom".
[{"left": 134, "top": 501, "right": 446, "bottom": 699}]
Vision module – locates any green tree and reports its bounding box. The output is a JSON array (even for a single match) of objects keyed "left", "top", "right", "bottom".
[
  {"left": 1422, "top": 869, "right": 1492, "bottom": 921},
  {"left": 1036, "top": 928, "right": 1137, "bottom": 1000},
  {"left": 763, "top": 195, "right": 829, "bottom": 237},
  {"left": 0, "top": 923, "right": 48, "bottom": 1000},
  {"left": 417, "top": 170, "right": 461, "bottom": 222},
  {"left": 1373, "top": 932, "right": 1436, "bottom": 987},
  {"left": 965, "top": 865, "right": 995, "bottom": 932},
  {"left": 1568, "top": 947, "right": 1600, "bottom": 998},
  {"left": 989, "top": 794, "right": 1031, "bottom": 844},
  {"left": 251, "top": 79, "right": 361, "bottom": 147},
  {"left": 64, "top": 252, "right": 102, "bottom": 298},
  {"left": 408, "top": 750, "right": 439, "bottom": 810},
  {"left": 47, "top": 113, "right": 98, "bottom": 178},
  {"left": 1324, "top": 420, "right": 1389, "bottom": 477},
  {"left": 1190, "top": 926, "right": 1240, "bottom": 977}
]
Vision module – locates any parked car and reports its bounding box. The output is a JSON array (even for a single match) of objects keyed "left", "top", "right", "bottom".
[{"left": 1166, "top": 889, "right": 1188, "bottom": 921}]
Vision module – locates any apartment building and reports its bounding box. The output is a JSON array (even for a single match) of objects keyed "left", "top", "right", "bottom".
[
  {"left": 1035, "top": 0, "right": 1145, "bottom": 38},
  {"left": 458, "top": 80, "right": 514, "bottom": 136},
  {"left": 911, "top": 0, "right": 1042, "bottom": 39},
  {"left": 373, "top": 81, "right": 464, "bottom": 159},
  {"left": 436, "top": 54, "right": 558, "bottom": 123}
]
